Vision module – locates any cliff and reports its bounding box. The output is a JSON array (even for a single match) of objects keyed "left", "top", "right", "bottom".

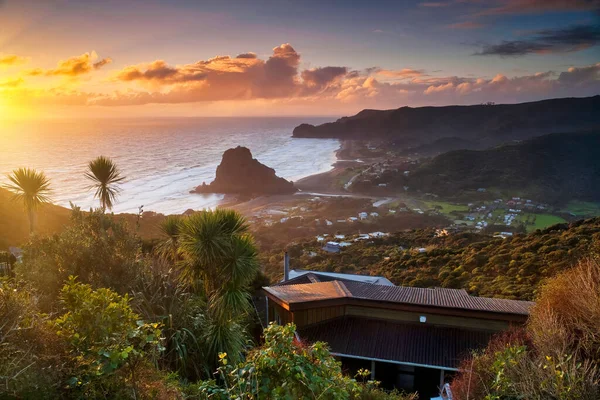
[
  {"left": 193, "top": 146, "right": 297, "bottom": 196},
  {"left": 293, "top": 96, "right": 600, "bottom": 149}
]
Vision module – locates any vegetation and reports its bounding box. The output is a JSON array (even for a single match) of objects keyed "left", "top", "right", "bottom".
[
  {"left": 262, "top": 218, "right": 600, "bottom": 300},
  {"left": 451, "top": 257, "right": 600, "bottom": 399},
  {"left": 3, "top": 167, "right": 52, "bottom": 234},
  {"left": 405, "top": 131, "right": 600, "bottom": 205},
  {"left": 191, "top": 323, "right": 416, "bottom": 400},
  {"left": 85, "top": 156, "right": 126, "bottom": 211}
]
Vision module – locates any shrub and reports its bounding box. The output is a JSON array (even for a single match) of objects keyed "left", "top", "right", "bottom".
[{"left": 54, "top": 277, "right": 164, "bottom": 398}]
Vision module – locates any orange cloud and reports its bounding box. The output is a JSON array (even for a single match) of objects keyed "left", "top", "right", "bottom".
[
  {"left": 0, "top": 54, "right": 29, "bottom": 67},
  {"left": 26, "top": 51, "right": 111, "bottom": 77},
  {"left": 377, "top": 68, "right": 426, "bottom": 79}
]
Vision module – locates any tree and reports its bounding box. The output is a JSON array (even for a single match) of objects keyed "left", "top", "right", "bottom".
[
  {"left": 178, "top": 209, "right": 259, "bottom": 366},
  {"left": 85, "top": 156, "right": 125, "bottom": 212},
  {"left": 4, "top": 167, "right": 51, "bottom": 234},
  {"left": 156, "top": 215, "right": 182, "bottom": 263}
]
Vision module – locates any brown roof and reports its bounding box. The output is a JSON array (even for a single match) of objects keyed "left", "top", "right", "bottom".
[
  {"left": 298, "top": 316, "right": 494, "bottom": 369},
  {"left": 264, "top": 280, "right": 533, "bottom": 316}
]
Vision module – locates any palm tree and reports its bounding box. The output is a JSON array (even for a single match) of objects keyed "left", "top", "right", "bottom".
[
  {"left": 156, "top": 215, "right": 182, "bottom": 263},
  {"left": 178, "top": 209, "right": 258, "bottom": 366},
  {"left": 85, "top": 156, "right": 125, "bottom": 211},
  {"left": 4, "top": 168, "right": 52, "bottom": 234}
]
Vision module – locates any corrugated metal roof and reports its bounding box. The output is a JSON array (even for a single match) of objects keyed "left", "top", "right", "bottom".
[
  {"left": 264, "top": 280, "right": 533, "bottom": 316},
  {"left": 298, "top": 316, "right": 494, "bottom": 369},
  {"left": 285, "top": 269, "right": 395, "bottom": 286}
]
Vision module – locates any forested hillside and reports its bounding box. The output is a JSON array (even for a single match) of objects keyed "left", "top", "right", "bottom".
[
  {"left": 405, "top": 131, "right": 600, "bottom": 204},
  {"left": 263, "top": 218, "right": 600, "bottom": 301}
]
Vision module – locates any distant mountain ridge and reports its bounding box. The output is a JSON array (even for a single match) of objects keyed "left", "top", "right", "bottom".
[
  {"left": 405, "top": 131, "right": 600, "bottom": 204},
  {"left": 293, "top": 96, "right": 600, "bottom": 149}
]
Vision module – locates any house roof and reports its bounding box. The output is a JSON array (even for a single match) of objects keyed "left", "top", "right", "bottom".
[
  {"left": 298, "top": 316, "right": 493, "bottom": 370},
  {"left": 264, "top": 280, "right": 533, "bottom": 316},
  {"left": 283, "top": 269, "right": 395, "bottom": 286}
]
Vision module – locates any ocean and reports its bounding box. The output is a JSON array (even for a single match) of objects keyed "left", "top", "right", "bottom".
[{"left": 0, "top": 117, "right": 339, "bottom": 214}]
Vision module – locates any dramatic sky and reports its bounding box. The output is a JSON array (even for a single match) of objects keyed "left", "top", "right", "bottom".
[{"left": 0, "top": 0, "right": 599, "bottom": 118}]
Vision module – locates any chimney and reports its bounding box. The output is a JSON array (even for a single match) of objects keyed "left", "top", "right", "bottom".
[{"left": 283, "top": 252, "right": 290, "bottom": 282}]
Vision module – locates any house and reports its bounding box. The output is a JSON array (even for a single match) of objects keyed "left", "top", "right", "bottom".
[
  {"left": 417, "top": 247, "right": 427, "bottom": 253},
  {"left": 358, "top": 212, "right": 368, "bottom": 220},
  {"left": 323, "top": 242, "right": 341, "bottom": 253},
  {"left": 370, "top": 212, "right": 379, "bottom": 217},
  {"left": 348, "top": 217, "right": 358, "bottom": 222},
  {"left": 326, "top": 220, "right": 333, "bottom": 226},
  {"left": 335, "top": 234, "right": 346, "bottom": 239},
  {"left": 369, "top": 231, "right": 387, "bottom": 238},
  {"left": 378, "top": 183, "right": 387, "bottom": 187},
  {"left": 280, "top": 217, "right": 289, "bottom": 223},
  {"left": 264, "top": 270, "right": 533, "bottom": 398}
]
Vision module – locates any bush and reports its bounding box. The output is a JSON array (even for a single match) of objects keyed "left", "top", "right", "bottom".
[
  {"left": 54, "top": 277, "right": 164, "bottom": 398},
  {"left": 190, "top": 323, "right": 415, "bottom": 400},
  {"left": 451, "top": 257, "right": 600, "bottom": 400}
]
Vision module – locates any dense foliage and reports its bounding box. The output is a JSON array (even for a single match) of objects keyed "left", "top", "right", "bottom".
[
  {"left": 192, "top": 323, "right": 416, "bottom": 400},
  {"left": 262, "top": 218, "right": 600, "bottom": 300},
  {"left": 451, "top": 257, "right": 600, "bottom": 399}
]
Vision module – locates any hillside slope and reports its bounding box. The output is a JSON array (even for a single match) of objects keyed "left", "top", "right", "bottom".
[
  {"left": 0, "top": 187, "right": 71, "bottom": 249},
  {"left": 406, "top": 131, "right": 600, "bottom": 203},
  {"left": 293, "top": 96, "right": 600, "bottom": 149},
  {"left": 263, "top": 218, "right": 600, "bottom": 301}
]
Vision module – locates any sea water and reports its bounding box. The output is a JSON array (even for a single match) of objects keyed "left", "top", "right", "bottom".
[{"left": 0, "top": 117, "right": 339, "bottom": 214}]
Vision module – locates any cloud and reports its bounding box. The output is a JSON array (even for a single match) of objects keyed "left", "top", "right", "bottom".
[
  {"left": 0, "top": 54, "right": 29, "bottom": 67},
  {"left": 93, "top": 58, "right": 113, "bottom": 69},
  {"left": 475, "top": 24, "right": 600, "bottom": 56},
  {"left": 301, "top": 66, "right": 348, "bottom": 89},
  {"left": 447, "top": 21, "right": 485, "bottom": 29},
  {"left": 8, "top": 44, "right": 599, "bottom": 111},
  {"left": 558, "top": 63, "right": 600, "bottom": 85},
  {"left": 0, "top": 77, "right": 24, "bottom": 88},
  {"left": 236, "top": 52, "right": 257, "bottom": 59},
  {"left": 0, "top": 54, "right": 28, "bottom": 67},
  {"left": 477, "top": 0, "right": 600, "bottom": 16},
  {"left": 26, "top": 51, "right": 112, "bottom": 76},
  {"left": 377, "top": 68, "right": 426, "bottom": 79}
]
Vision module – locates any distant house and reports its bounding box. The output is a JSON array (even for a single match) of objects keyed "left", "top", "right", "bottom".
[
  {"left": 265, "top": 270, "right": 533, "bottom": 397},
  {"left": 326, "top": 220, "right": 333, "bottom": 226},
  {"left": 335, "top": 234, "right": 345, "bottom": 239},
  {"left": 348, "top": 217, "right": 358, "bottom": 222},
  {"left": 322, "top": 242, "right": 341, "bottom": 253},
  {"left": 316, "top": 236, "right": 325, "bottom": 242},
  {"left": 337, "top": 219, "right": 347, "bottom": 223},
  {"left": 280, "top": 217, "right": 289, "bottom": 223},
  {"left": 378, "top": 183, "right": 387, "bottom": 187},
  {"left": 369, "top": 231, "right": 387, "bottom": 238},
  {"left": 417, "top": 247, "right": 427, "bottom": 253},
  {"left": 370, "top": 212, "right": 379, "bottom": 217},
  {"left": 358, "top": 212, "right": 368, "bottom": 220}
]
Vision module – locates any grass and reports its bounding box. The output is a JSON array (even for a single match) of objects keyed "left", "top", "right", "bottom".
[
  {"left": 423, "top": 200, "right": 469, "bottom": 215},
  {"left": 562, "top": 201, "right": 600, "bottom": 217},
  {"left": 531, "top": 214, "right": 567, "bottom": 231}
]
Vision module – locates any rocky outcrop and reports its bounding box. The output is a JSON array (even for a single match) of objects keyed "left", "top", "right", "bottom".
[{"left": 192, "top": 146, "right": 297, "bottom": 196}]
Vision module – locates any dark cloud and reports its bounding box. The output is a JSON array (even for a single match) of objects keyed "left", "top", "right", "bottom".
[
  {"left": 475, "top": 24, "right": 600, "bottom": 56},
  {"left": 558, "top": 63, "right": 600, "bottom": 85},
  {"left": 446, "top": 21, "right": 485, "bottom": 29},
  {"left": 236, "top": 52, "right": 257, "bottom": 59},
  {"left": 301, "top": 66, "right": 348, "bottom": 89},
  {"left": 477, "top": 0, "right": 600, "bottom": 16},
  {"left": 93, "top": 58, "right": 113, "bottom": 69}
]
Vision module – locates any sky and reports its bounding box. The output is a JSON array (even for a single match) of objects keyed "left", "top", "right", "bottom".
[{"left": 0, "top": 0, "right": 599, "bottom": 118}]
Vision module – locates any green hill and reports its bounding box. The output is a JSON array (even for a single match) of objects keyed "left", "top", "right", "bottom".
[{"left": 406, "top": 131, "right": 600, "bottom": 204}]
